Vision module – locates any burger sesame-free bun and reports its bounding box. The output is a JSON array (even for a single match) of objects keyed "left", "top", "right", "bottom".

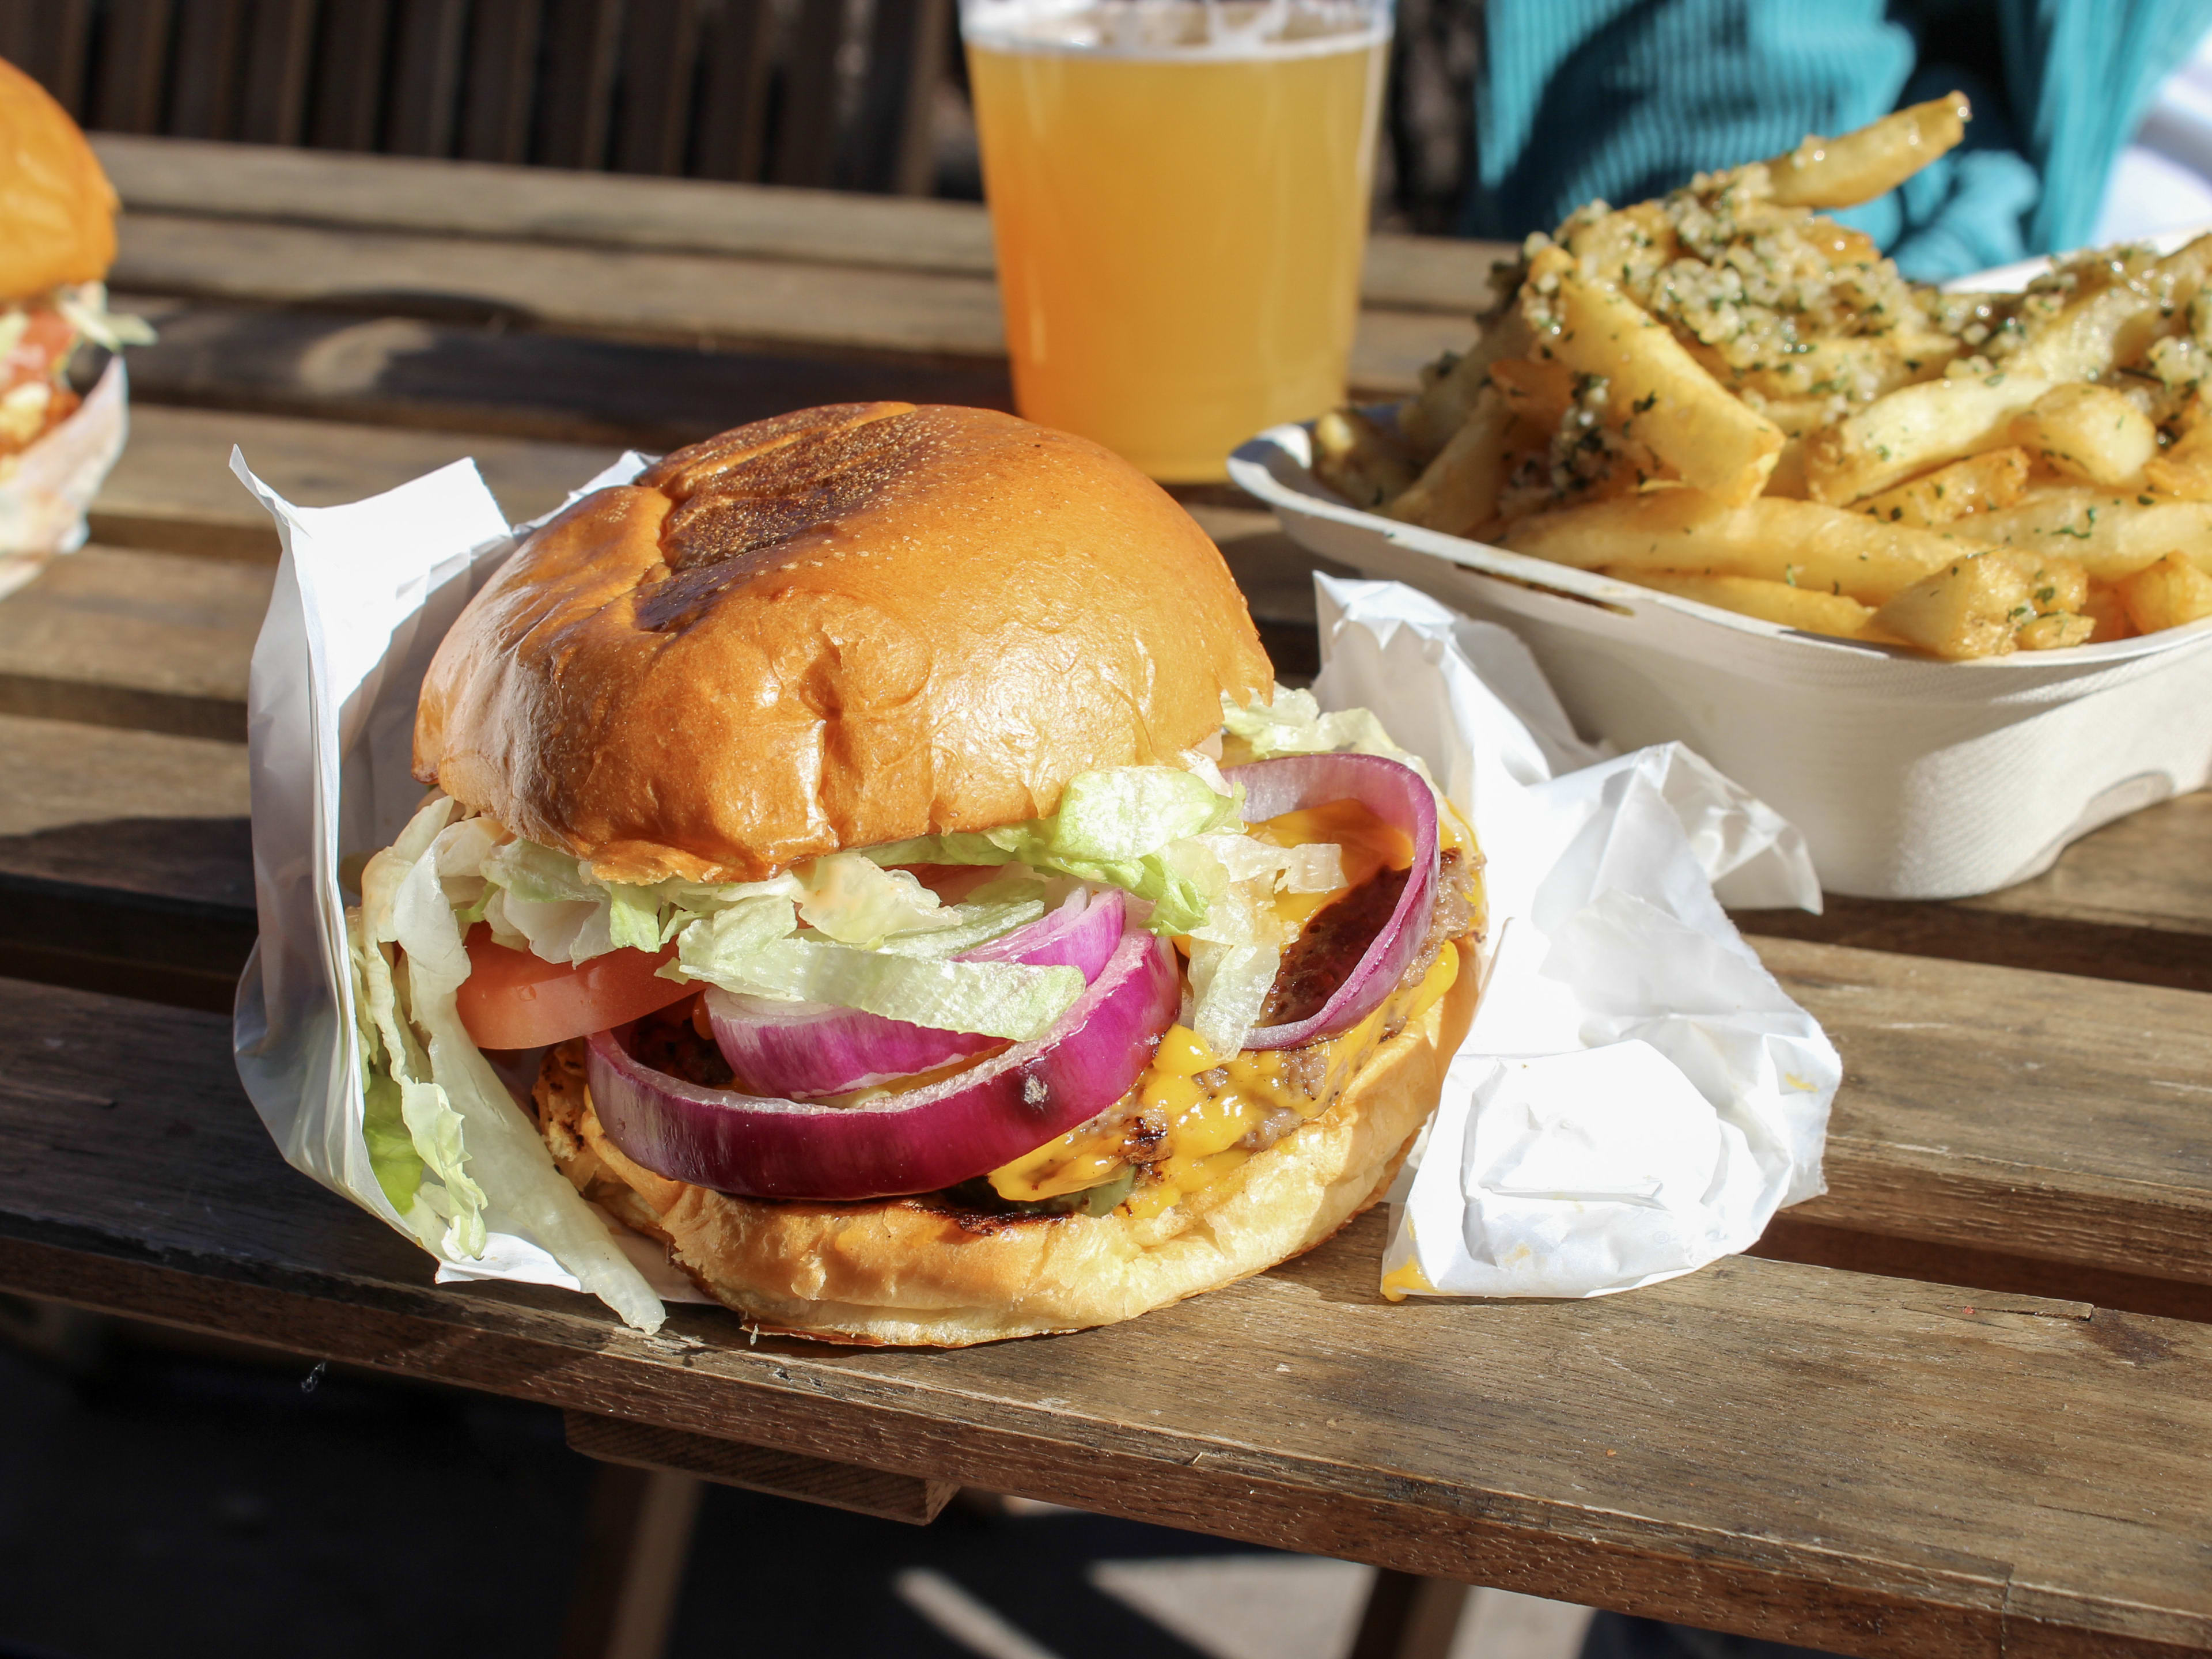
[
  {"left": 0, "top": 59, "right": 118, "bottom": 301},
  {"left": 536, "top": 942, "right": 1478, "bottom": 1346},
  {"left": 414, "top": 403, "right": 1273, "bottom": 883}
]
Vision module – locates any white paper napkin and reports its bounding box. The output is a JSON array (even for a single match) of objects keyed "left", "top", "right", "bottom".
[
  {"left": 0, "top": 357, "right": 127, "bottom": 594},
  {"left": 1311, "top": 578, "right": 1838, "bottom": 1299}
]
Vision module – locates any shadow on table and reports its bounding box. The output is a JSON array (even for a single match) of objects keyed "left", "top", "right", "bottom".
[
  {"left": 0, "top": 1310, "right": 1392, "bottom": 1659},
  {"left": 1581, "top": 1613, "right": 1848, "bottom": 1659}
]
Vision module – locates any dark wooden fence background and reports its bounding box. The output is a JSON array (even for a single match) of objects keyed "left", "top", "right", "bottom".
[
  {"left": 0, "top": 0, "right": 1479, "bottom": 224},
  {"left": 0, "top": 0, "right": 952, "bottom": 193}
]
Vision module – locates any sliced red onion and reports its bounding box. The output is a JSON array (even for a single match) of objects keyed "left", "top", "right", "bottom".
[
  {"left": 587, "top": 928, "right": 1178, "bottom": 1200},
  {"left": 704, "top": 888, "right": 1125, "bottom": 1098},
  {"left": 1228, "top": 753, "right": 1441, "bottom": 1051}
]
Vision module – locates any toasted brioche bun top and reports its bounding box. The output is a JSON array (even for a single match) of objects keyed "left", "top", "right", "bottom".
[
  {"left": 414, "top": 403, "right": 1272, "bottom": 882},
  {"left": 0, "top": 59, "right": 118, "bottom": 302}
]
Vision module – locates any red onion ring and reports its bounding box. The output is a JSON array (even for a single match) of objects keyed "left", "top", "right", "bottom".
[
  {"left": 586, "top": 927, "right": 1178, "bottom": 1200},
  {"left": 704, "top": 888, "right": 1125, "bottom": 1098},
  {"left": 1228, "top": 753, "right": 1440, "bottom": 1051}
]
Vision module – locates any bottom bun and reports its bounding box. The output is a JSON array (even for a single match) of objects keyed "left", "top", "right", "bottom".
[{"left": 537, "top": 941, "right": 1479, "bottom": 1346}]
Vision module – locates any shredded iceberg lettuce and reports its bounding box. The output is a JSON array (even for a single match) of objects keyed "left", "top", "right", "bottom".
[
  {"left": 50, "top": 282, "right": 157, "bottom": 353},
  {"left": 863, "top": 766, "right": 1245, "bottom": 935},
  {"left": 671, "top": 890, "right": 1078, "bottom": 1040},
  {"left": 350, "top": 797, "right": 665, "bottom": 1331}
]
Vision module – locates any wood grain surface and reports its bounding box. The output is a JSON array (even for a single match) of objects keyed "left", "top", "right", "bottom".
[
  {"left": 1766, "top": 938, "right": 2212, "bottom": 1287},
  {"left": 0, "top": 976, "right": 2206, "bottom": 1659},
  {"left": 96, "top": 403, "right": 617, "bottom": 560},
  {"left": 91, "top": 133, "right": 1511, "bottom": 315},
  {"left": 0, "top": 546, "right": 267, "bottom": 740},
  {"left": 117, "top": 296, "right": 1021, "bottom": 450},
  {"left": 1738, "top": 794, "right": 2212, "bottom": 994},
  {"left": 109, "top": 214, "right": 1467, "bottom": 396}
]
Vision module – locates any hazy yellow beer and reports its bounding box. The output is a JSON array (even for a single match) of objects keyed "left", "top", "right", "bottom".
[{"left": 963, "top": 2, "right": 1388, "bottom": 481}]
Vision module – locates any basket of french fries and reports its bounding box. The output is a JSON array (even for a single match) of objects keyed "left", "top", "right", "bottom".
[{"left": 1231, "top": 94, "right": 2212, "bottom": 900}]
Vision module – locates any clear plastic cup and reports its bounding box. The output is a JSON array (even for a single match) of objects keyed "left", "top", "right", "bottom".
[{"left": 961, "top": 1, "right": 1392, "bottom": 482}]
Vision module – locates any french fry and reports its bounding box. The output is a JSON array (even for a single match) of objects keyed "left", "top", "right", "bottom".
[
  {"left": 1804, "top": 372, "right": 2052, "bottom": 503},
  {"left": 1523, "top": 248, "right": 1784, "bottom": 505},
  {"left": 1856, "top": 448, "right": 2029, "bottom": 526},
  {"left": 2014, "top": 612, "right": 2096, "bottom": 650},
  {"left": 1763, "top": 92, "right": 1971, "bottom": 208},
  {"left": 1619, "top": 570, "right": 1876, "bottom": 639},
  {"left": 2008, "top": 233, "right": 2212, "bottom": 383},
  {"left": 1871, "top": 553, "right": 2033, "bottom": 659},
  {"left": 2080, "top": 580, "right": 2137, "bottom": 641},
  {"left": 1733, "top": 334, "right": 1954, "bottom": 407},
  {"left": 1312, "top": 409, "right": 1414, "bottom": 511},
  {"left": 2009, "top": 384, "right": 2158, "bottom": 487},
  {"left": 1945, "top": 487, "right": 2212, "bottom": 582},
  {"left": 1986, "top": 548, "right": 2089, "bottom": 616},
  {"left": 1502, "top": 491, "right": 1958, "bottom": 604},
  {"left": 2116, "top": 552, "right": 2212, "bottom": 632},
  {"left": 1489, "top": 355, "right": 1575, "bottom": 425},
  {"left": 1400, "top": 309, "right": 1534, "bottom": 463},
  {"left": 1384, "top": 384, "right": 1514, "bottom": 538},
  {"left": 2145, "top": 423, "right": 2212, "bottom": 501}
]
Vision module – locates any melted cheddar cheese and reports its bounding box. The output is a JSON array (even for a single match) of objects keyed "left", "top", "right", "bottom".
[
  {"left": 986, "top": 794, "right": 1475, "bottom": 1217},
  {"left": 989, "top": 941, "right": 1461, "bottom": 1214}
]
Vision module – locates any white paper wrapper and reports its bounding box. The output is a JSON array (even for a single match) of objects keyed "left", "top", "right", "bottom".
[
  {"left": 231, "top": 449, "right": 1835, "bottom": 1328},
  {"left": 1307, "top": 578, "right": 1838, "bottom": 1300},
  {"left": 0, "top": 357, "right": 127, "bottom": 595}
]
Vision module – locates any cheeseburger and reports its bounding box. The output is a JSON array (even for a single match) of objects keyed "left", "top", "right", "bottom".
[
  {"left": 0, "top": 58, "right": 150, "bottom": 462},
  {"left": 349, "top": 403, "right": 1483, "bottom": 1343}
]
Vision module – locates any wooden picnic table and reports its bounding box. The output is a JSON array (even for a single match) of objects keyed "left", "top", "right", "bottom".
[{"left": 2, "top": 135, "right": 2210, "bottom": 1659}]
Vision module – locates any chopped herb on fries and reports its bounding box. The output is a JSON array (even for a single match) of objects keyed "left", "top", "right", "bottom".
[{"left": 1320, "top": 92, "right": 2212, "bottom": 660}]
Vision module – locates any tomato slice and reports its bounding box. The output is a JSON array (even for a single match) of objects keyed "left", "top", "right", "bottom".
[
  {"left": 455, "top": 926, "right": 695, "bottom": 1051},
  {"left": 2, "top": 307, "right": 75, "bottom": 395}
]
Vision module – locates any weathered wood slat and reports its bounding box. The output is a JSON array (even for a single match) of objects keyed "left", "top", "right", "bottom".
[
  {"left": 89, "top": 132, "right": 1511, "bottom": 312},
  {"left": 1760, "top": 937, "right": 2212, "bottom": 1289},
  {"left": 97, "top": 403, "right": 616, "bottom": 560},
  {"left": 110, "top": 211, "right": 1460, "bottom": 392},
  {"left": 0, "top": 546, "right": 267, "bottom": 740},
  {"left": 0, "top": 975, "right": 2206, "bottom": 1658},
  {"left": 0, "top": 714, "right": 249, "bottom": 1008},
  {"left": 1738, "top": 795, "right": 2212, "bottom": 995},
  {"left": 116, "top": 295, "right": 1019, "bottom": 451},
  {"left": 115, "top": 209, "right": 1013, "bottom": 358}
]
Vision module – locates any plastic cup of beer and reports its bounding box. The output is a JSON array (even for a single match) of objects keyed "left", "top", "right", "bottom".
[{"left": 960, "top": 1, "right": 1391, "bottom": 482}]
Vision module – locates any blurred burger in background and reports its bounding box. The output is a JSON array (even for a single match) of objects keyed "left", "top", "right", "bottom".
[{"left": 0, "top": 55, "right": 151, "bottom": 463}]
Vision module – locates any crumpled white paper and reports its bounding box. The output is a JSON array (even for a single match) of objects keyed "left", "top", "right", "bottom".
[
  {"left": 0, "top": 357, "right": 127, "bottom": 596},
  {"left": 1312, "top": 578, "right": 1840, "bottom": 1299},
  {"left": 230, "top": 448, "right": 704, "bottom": 1321},
  {"left": 232, "top": 447, "right": 1836, "bottom": 1324}
]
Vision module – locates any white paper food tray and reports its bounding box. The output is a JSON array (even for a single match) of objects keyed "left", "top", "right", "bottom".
[{"left": 1229, "top": 421, "right": 2212, "bottom": 900}]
